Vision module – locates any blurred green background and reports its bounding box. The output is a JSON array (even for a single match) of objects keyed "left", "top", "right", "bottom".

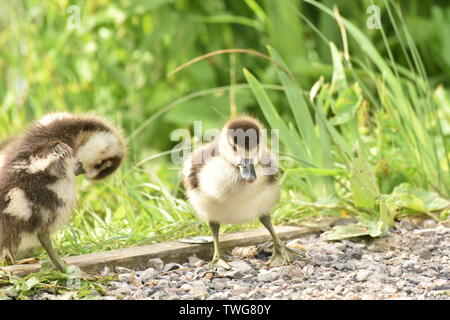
[
  {"left": 0, "top": 0, "right": 449, "bottom": 257},
  {"left": 2, "top": 0, "right": 450, "bottom": 153}
]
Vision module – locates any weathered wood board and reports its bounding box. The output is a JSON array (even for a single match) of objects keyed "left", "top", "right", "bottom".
[{"left": 0, "top": 226, "right": 314, "bottom": 276}]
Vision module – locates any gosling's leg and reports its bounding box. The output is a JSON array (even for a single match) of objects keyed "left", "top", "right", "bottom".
[
  {"left": 259, "top": 215, "right": 307, "bottom": 267},
  {"left": 1, "top": 248, "right": 15, "bottom": 266},
  {"left": 208, "top": 221, "right": 231, "bottom": 270},
  {"left": 38, "top": 232, "right": 66, "bottom": 271}
]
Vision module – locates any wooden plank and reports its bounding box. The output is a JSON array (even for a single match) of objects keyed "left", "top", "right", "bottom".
[{"left": 0, "top": 226, "right": 315, "bottom": 276}]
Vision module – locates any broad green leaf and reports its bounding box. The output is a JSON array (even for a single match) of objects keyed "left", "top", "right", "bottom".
[
  {"left": 386, "top": 183, "right": 449, "bottom": 212},
  {"left": 323, "top": 224, "right": 369, "bottom": 241},
  {"left": 379, "top": 197, "right": 396, "bottom": 233},
  {"left": 359, "top": 212, "right": 383, "bottom": 237},
  {"left": 350, "top": 156, "right": 380, "bottom": 208}
]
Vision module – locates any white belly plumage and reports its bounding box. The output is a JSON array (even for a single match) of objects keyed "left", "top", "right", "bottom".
[{"left": 186, "top": 157, "right": 279, "bottom": 225}]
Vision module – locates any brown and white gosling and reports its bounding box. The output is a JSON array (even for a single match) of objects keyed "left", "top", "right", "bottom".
[
  {"left": 182, "top": 116, "right": 306, "bottom": 269},
  {"left": 0, "top": 113, "right": 125, "bottom": 270}
]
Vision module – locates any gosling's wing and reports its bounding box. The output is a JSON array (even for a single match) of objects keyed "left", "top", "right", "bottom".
[{"left": 11, "top": 140, "right": 73, "bottom": 176}]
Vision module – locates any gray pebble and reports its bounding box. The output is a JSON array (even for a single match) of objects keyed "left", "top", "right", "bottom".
[
  {"left": 356, "top": 270, "right": 372, "bottom": 282},
  {"left": 163, "top": 262, "right": 181, "bottom": 272},
  {"left": 118, "top": 273, "right": 132, "bottom": 283},
  {"left": 257, "top": 270, "right": 279, "bottom": 282},
  {"left": 418, "top": 249, "right": 432, "bottom": 260},
  {"left": 423, "top": 219, "right": 437, "bottom": 229},
  {"left": 115, "top": 267, "right": 133, "bottom": 274},
  {"left": 147, "top": 258, "right": 164, "bottom": 271},
  {"left": 140, "top": 268, "right": 159, "bottom": 283}
]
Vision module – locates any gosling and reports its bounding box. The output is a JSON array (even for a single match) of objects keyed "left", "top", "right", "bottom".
[
  {"left": 182, "top": 116, "right": 306, "bottom": 269},
  {"left": 0, "top": 113, "right": 125, "bottom": 270}
]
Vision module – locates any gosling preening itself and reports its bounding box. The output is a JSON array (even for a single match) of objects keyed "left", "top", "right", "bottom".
[
  {"left": 0, "top": 113, "right": 125, "bottom": 270},
  {"left": 182, "top": 116, "right": 306, "bottom": 269}
]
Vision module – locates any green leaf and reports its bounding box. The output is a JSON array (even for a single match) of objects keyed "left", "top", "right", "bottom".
[
  {"left": 350, "top": 156, "right": 380, "bottom": 209},
  {"left": 323, "top": 224, "right": 369, "bottom": 241},
  {"left": 386, "top": 183, "right": 450, "bottom": 213},
  {"left": 21, "top": 277, "right": 40, "bottom": 291}
]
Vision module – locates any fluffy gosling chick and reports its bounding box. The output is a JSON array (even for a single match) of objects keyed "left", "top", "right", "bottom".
[
  {"left": 0, "top": 113, "right": 125, "bottom": 270},
  {"left": 183, "top": 116, "right": 306, "bottom": 269}
]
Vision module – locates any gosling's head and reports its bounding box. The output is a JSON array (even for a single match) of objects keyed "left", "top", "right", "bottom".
[
  {"left": 74, "top": 119, "right": 126, "bottom": 180},
  {"left": 219, "top": 116, "right": 264, "bottom": 184}
]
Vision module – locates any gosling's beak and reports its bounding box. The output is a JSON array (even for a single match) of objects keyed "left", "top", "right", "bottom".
[
  {"left": 74, "top": 162, "right": 85, "bottom": 176},
  {"left": 239, "top": 159, "right": 257, "bottom": 184}
]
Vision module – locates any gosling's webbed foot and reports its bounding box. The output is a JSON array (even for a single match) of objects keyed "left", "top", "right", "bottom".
[
  {"left": 267, "top": 244, "right": 308, "bottom": 268},
  {"left": 208, "top": 257, "right": 231, "bottom": 270}
]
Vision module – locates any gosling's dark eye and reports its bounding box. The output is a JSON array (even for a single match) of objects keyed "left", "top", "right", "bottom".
[{"left": 94, "top": 161, "right": 104, "bottom": 169}]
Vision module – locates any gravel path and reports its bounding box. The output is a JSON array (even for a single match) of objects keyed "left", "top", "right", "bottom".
[
  {"left": 32, "top": 219, "right": 450, "bottom": 300},
  {"left": 96, "top": 219, "right": 450, "bottom": 300}
]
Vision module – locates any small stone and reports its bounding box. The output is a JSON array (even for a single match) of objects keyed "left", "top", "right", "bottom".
[
  {"left": 188, "top": 256, "right": 206, "bottom": 267},
  {"left": 113, "top": 285, "right": 132, "bottom": 295},
  {"left": 232, "top": 287, "right": 250, "bottom": 296},
  {"left": 356, "top": 270, "right": 372, "bottom": 282},
  {"left": 398, "top": 219, "right": 415, "bottom": 231},
  {"left": 367, "top": 244, "right": 386, "bottom": 253},
  {"left": 146, "top": 258, "right": 164, "bottom": 271},
  {"left": 332, "top": 262, "right": 353, "bottom": 271},
  {"left": 423, "top": 219, "right": 437, "bottom": 229},
  {"left": 2, "top": 287, "right": 18, "bottom": 298},
  {"left": 163, "top": 263, "right": 181, "bottom": 272},
  {"left": 225, "top": 270, "right": 243, "bottom": 279},
  {"left": 231, "top": 246, "right": 258, "bottom": 258},
  {"left": 228, "top": 260, "right": 255, "bottom": 273},
  {"left": 208, "top": 292, "right": 229, "bottom": 300},
  {"left": 347, "top": 249, "right": 362, "bottom": 260},
  {"left": 288, "top": 265, "right": 305, "bottom": 278},
  {"left": 211, "top": 279, "right": 227, "bottom": 291},
  {"left": 140, "top": 268, "right": 159, "bottom": 283},
  {"left": 418, "top": 249, "right": 432, "bottom": 260},
  {"left": 272, "top": 293, "right": 284, "bottom": 299},
  {"left": 383, "top": 285, "right": 397, "bottom": 295},
  {"left": 118, "top": 273, "right": 132, "bottom": 283},
  {"left": 190, "top": 284, "right": 208, "bottom": 299},
  {"left": 180, "top": 284, "right": 192, "bottom": 292},
  {"left": 115, "top": 267, "right": 132, "bottom": 274},
  {"left": 110, "top": 281, "right": 129, "bottom": 290},
  {"left": 389, "top": 266, "right": 402, "bottom": 277},
  {"left": 157, "top": 279, "right": 170, "bottom": 288},
  {"left": 257, "top": 270, "right": 279, "bottom": 282}
]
